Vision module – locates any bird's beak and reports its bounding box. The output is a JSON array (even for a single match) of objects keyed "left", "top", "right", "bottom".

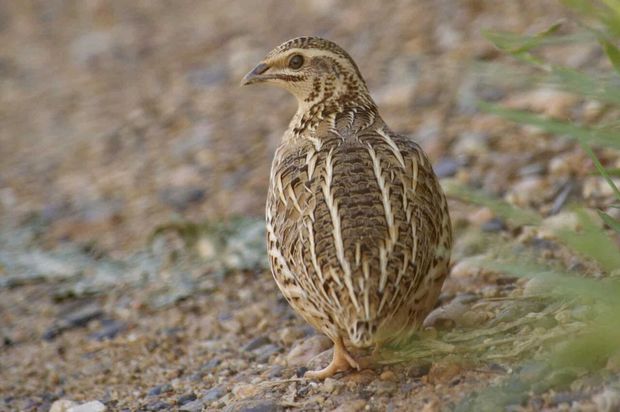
[{"left": 241, "top": 62, "right": 270, "bottom": 86}]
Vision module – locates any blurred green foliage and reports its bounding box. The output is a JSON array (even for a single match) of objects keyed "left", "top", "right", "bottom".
[{"left": 450, "top": 1, "right": 620, "bottom": 409}]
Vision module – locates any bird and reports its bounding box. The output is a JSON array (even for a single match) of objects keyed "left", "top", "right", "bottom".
[{"left": 242, "top": 36, "right": 452, "bottom": 379}]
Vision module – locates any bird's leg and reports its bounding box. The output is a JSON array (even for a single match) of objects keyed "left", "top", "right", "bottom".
[{"left": 304, "top": 337, "right": 359, "bottom": 379}]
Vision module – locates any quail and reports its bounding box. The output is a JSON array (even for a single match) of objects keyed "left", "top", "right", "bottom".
[{"left": 242, "top": 37, "right": 452, "bottom": 379}]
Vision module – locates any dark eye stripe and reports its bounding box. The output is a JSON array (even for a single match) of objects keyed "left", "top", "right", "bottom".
[{"left": 276, "top": 74, "right": 306, "bottom": 82}]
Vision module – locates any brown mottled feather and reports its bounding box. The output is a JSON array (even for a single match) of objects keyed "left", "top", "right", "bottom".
[{"left": 245, "top": 36, "right": 452, "bottom": 376}]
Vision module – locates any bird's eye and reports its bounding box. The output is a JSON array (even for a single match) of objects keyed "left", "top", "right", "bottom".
[{"left": 288, "top": 54, "right": 304, "bottom": 70}]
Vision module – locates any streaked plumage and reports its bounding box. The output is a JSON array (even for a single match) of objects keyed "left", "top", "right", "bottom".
[{"left": 242, "top": 37, "right": 452, "bottom": 379}]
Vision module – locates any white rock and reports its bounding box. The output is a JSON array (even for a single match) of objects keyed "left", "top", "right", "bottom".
[
  {"left": 50, "top": 400, "right": 77, "bottom": 412},
  {"left": 70, "top": 401, "right": 107, "bottom": 412},
  {"left": 49, "top": 400, "right": 107, "bottom": 412},
  {"left": 505, "top": 176, "right": 547, "bottom": 207},
  {"left": 583, "top": 176, "right": 620, "bottom": 199}
]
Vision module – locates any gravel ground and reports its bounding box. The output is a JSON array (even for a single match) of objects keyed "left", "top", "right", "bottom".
[{"left": 1, "top": 1, "right": 620, "bottom": 411}]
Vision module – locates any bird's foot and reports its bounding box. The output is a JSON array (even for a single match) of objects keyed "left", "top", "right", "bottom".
[{"left": 304, "top": 338, "right": 359, "bottom": 380}]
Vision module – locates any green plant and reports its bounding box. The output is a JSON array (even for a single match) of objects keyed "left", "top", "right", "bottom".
[{"left": 439, "top": 1, "right": 620, "bottom": 409}]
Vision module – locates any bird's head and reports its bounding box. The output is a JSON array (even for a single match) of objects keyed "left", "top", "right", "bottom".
[{"left": 242, "top": 37, "right": 373, "bottom": 111}]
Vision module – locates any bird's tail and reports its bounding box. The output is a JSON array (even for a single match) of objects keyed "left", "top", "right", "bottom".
[{"left": 347, "top": 320, "right": 376, "bottom": 347}]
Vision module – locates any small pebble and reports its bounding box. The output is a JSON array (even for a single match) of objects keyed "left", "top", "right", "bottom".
[
  {"left": 147, "top": 400, "right": 170, "bottom": 411},
  {"left": 321, "top": 378, "right": 337, "bottom": 393},
  {"left": 278, "top": 327, "right": 304, "bottom": 345},
  {"left": 179, "top": 399, "right": 204, "bottom": 412},
  {"left": 408, "top": 363, "right": 431, "bottom": 378},
  {"left": 202, "top": 386, "right": 225, "bottom": 402},
  {"left": 267, "top": 365, "right": 284, "bottom": 378},
  {"left": 223, "top": 400, "right": 281, "bottom": 412},
  {"left": 201, "top": 358, "right": 221, "bottom": 371},
  {"left": 232, "top": 383, "right": 260, "bottom": 399},
  {"left": 330, "top": 399, "right": 367, "bottom": 412},
  {"left": 286, "top": 335, "right": 331, "bottom": 367},
  {"left": 481, "top": 217, "right": 506, "bottom": 233},
  {"left": 427, "top": 361, "right": 463, "bottom": 384},
  {"left": 50, "top": 400, "right": 107, "bottom": 412},
  {"left": 242, "top": 336, "right": 270, "bottom": 352},
  {"left": 147, "top": 383, "right": 173, "bottom": 397},
  {"left": 50, "top": 400, "right": 78, "bottom": 412},
  {"left": 254, "top": 344, "right": 281, "bottom": 363},
  {"left": 380, "top": 370, "right": 397, "bottom": 381},
  {"left": 177, "top": 392, "right": 197, "bottom": 405},
  {"left": 88, "top": 319, "right": 125, "bottom": 341},
  {"left": 434, "top": 157, "right": 460, "bottom": 178}
]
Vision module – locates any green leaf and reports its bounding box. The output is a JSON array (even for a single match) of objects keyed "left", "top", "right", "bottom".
[
  {"left": 578, "top": 141, "right": 620, "bottom": 201},
  {"left": 599, "top": 210, "right": 620, "bottom": 232},
  {"left": 546, "top": 66, "right": 620, "bottom": 105},
  {"left": 554, "top": 208, "right": 620, "bottom": 272},
  {"left": 479, "top": 103, "right": 620, "bottom": 150},
  {"left": 601, "top": 39, "right": 620, "bottom": 75},
  {"left": 482, "top": 24, "right": 565, "bottom": 67},
  {"left": 603, "top": 168, "right": 620, "bottom": 177},
  {"left": 601, "top": 0, "right": 620, "bottom": 17}
]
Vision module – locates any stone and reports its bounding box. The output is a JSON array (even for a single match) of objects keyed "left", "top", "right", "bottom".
[
  {"left": 504, "top": 88, "right": 578, "bottom": 119},
  {"left": 420, "top": 400, "right": 440, "bottom": 412},
  {"left": 242, "top": 336, "right": 270, "bottom": 351},
  {"left": 200, "top": 358, "right": 221, "bottom": 371},
  {"left": 321, "top": 378, "right": 338, "bottom": 394},
  {"left": 453, "top": 132, "right": 489, "bottom": 157},
  {"left": 224, "top": 400, "right": 282, "bottom": 412},
  {"left": 254, "top": 344, "right": 281, "bottom": 363},
  {"left": 147, "top": 383, "right": 173, "bottom": 397},
  {"left": 407, "top": 363, "right": 432, "bottom": 378},
  {"left": 427, "top": 360, "right": 463, "bottom": 384},
  {"left": 481, "top": 218, "right": 506, "bottom": 233},
  {"left": 550, "top": 181, "right": 574, "bottom": 215},
  {"left": 146, "top": 400, "right": 170, "bottom": 411},
  {"left": 278, "top": 327, "right": 304, "bottom": 346},
  {"left": 202, "top": 386, "right": 225, "bottom": 403},
  {"left": 68, "top": 401, "right": 107, "bottom": 412},
  {"left": 286, "top": 335, "right": 332, "bottom": 367},
  {"left": 433, "top": 157, "right": 460, "bottom": 178},
  {"left": 177, "top": 392, "right": 197, "bottom": 406},
  {"left": 423, "top": 294, "right": 474, "bottom": 328},
  {"left": 379, "top": 370, "right": 397, "bottom": 381},
  {"left": 539, "top": 211, "right": 584, "bottom": 239},
  {"left": 267, "top": 365, "right": 284, "bottom": 378},
  {"left": 44, "top": 304, "right": 104, "bottom": 340},
  {"left": 330, "top": 399, "right": 367, "bottom": 412},
  {"left": 232, "top": 383, "right": 260, "bottom": 399},
  {"left": 159, "top": 187, "right": 205, "bottom": 211},
  {"left": 88, "top": 319, "right": 125, "bottom": 341},
  {"left": 179, "top": 399, "right": 205, "bottom": 412},
  {"left": 50, "top": 400, "right": 78, "bottom": 412},
  {"left": 343, "top": 369, "right": 375, "bottom": 385},
  {"left": 505, "top": 176, "right": 547, "bottom": 207}
]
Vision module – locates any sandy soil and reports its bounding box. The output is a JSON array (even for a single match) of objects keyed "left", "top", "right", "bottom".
[{"left": 1, "top": 1, "right": 619, "bottom": 411}]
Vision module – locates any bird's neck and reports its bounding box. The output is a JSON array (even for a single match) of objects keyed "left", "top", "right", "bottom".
[{"left": 289, "top": 88, "right": 378, "bottom": 139}]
